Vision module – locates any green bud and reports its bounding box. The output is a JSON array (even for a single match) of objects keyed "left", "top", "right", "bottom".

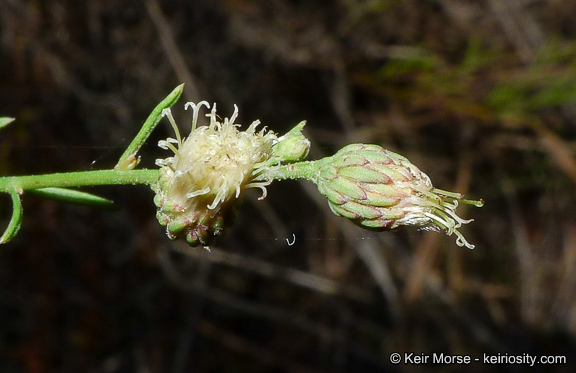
[
  {"left": 311, "top": 143, "right": 483, "bottom": 249},
  {"left": 270, "top": 121, "right": 310, "bottom": 163}
]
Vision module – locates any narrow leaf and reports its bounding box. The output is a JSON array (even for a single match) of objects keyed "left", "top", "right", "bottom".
[
  {"left": 116, "top": 84, "right": 184, "bottom": 170},
  {"left": 27, "top": 187, "right": 116, "bottom": 209},
  {"left": 0, "top": 117, "right": 15, "bottom": 129}
]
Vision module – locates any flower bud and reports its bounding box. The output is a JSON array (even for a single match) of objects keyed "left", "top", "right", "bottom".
[
  {"left": 153, "top": 102, "right": 277, "bottom": 248},
  {"left": 313, "top": 144, "right": 482, "bottom": 249},
  {"left": 270, "top": 121, "right": 310, "bottom": 163}
]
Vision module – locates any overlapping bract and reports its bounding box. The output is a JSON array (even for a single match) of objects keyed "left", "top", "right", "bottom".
[{"left": 313, "top": 144, "right": 478, "bottom": 249}]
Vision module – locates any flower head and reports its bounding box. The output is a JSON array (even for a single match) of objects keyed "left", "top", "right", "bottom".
[
  {"left": 313, "top": 144, "right": 483, "bottom": 249},
  {"left": 153, "top": 102, "right": 277, "bottom": 247}
]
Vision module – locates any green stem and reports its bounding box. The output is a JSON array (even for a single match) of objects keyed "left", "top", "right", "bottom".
[
  {"left": 254, "top": 160, "right": 321, "bottom": 182},
  {"left": 0, "top": 169, "right": 159, "bottom": 192},
  {"left": 0, "top": 189, "right": 22, "bottom": 244}
]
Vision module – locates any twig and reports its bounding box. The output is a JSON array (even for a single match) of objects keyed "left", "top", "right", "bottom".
[
  {"left": 144, "top": 0, "right": 201, "bottom": 102},
  {"left": 171, "top": 242, "right": 372, "bottom": 303}
]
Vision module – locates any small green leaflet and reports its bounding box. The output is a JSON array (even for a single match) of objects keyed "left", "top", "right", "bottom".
[
  {"left": 0, "top": 117, "right": 15, "bottom": 130},
  {"left": 27, "top": 187, "right": 116, "bottom": 209}
]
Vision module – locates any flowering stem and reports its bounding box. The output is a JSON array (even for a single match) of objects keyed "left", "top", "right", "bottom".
[
  {"left": 0, "top": 169, "right": 159, "bottom": 193},
  {"left": 256, "top": 160, "right": 322, "bottom": 182},
  {"left": 0, "top": 169, "right": 159, "bottom": 244}
]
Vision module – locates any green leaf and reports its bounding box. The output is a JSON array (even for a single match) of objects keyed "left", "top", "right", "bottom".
[
  {"left": 0, "top": 189, "right": 23, "bottom": 244},
  {"left": 116, "top": 84, "right": 184, "bottom": 170},
  {"left": 27, "top": 187, "right": 116, "bottom": 209},
  {"left": 0, "top": 117, "right": 15, "bottom": 130}
]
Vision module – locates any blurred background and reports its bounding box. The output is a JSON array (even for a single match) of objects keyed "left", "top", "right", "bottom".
[{"left": 1, "top": 0, "right": 576, "bottom": 372}]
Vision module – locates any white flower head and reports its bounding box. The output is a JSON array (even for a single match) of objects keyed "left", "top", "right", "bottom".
[{"left": 153, "top": 102, "right": 277, "bottom": 247}]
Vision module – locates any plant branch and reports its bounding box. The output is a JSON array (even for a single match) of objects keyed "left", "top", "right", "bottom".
[
  {"left": 0, "top": 189, "right": 22, "bottom": 244},
  {"left": 0, "top": 169, "right": 159, "bottom": 193},
  {"left": 254, "top": 160, "right": 321, "bottom": 183}
]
